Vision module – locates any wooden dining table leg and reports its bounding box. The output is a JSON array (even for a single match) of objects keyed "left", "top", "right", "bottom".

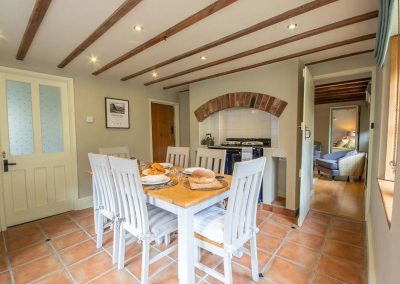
[{"left": 177, "top": 207, "right": 195, "bottom": 284}]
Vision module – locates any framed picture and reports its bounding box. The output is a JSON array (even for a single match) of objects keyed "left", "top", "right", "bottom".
[{"left": 105, "top": 97, "right": 130, "bottom": 129}]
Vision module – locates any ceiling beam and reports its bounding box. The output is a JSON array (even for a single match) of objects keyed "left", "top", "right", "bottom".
[
  {"left": 121, "top": 0, "right": 338, "bottom": 81},
  {"left": 315, "top": 77, "right": 371, "bottom": 88},
  {"left": 57, "top": 0, "right": 142, "bottom": 68},
  {"left": 315, "top": 91, "right": 367, "bottom": 98},
  {"left": 144, "top": 11, "right": 378, "bottom": 85},
  {"left": 306, "top": 49, "right": 373, "bottom": 65},
  {"left": 163, "top": 33, "right": 376, "bottom": 90},
  {"left": 315, "top": 83, "right": 369, "bottom": 92},
  {"left": 92, "top": 0, "right": 238, "bottom": 75},
  {"left": 16, "top": 0, "right": 52, "bottom": 60},
  {"left": 315, "top": 87, "right": 367, "bottom": 95},
  {"left": 316, "top": 96, "right": 366, "bottom": 104}
]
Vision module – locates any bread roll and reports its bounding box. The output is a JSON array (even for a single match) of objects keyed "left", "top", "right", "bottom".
[{"left": 191, "top": 169, "right": 216, "bottom": 184}]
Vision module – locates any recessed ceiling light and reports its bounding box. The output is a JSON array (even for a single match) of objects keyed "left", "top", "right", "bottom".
[
  {"left": 200, "top": 56, "right": 207, "bottom": 60},
  {"left": 152, "top": 71, "right": 158, "bottom": 78},
  {"left": 90, "top": 56, "right": 98, "bottom": 63},
  {"left": 134, "top": 25, "right": 143, "bottom": 31},
  {"left": 287, "top": 23, "right": 297, "bottom": 30}
]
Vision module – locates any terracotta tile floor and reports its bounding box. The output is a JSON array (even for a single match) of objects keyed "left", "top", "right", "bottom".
[
  {"left": 311, "top": 174, "right": 365, "bottom": 221},
  {"left": 0, "top": 208, "right": 367, "bottom": 283}
]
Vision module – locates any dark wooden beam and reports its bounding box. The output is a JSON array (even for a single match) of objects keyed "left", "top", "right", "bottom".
[
  {"left": 315, "top": 91, "right": 367, "bottom": 99},
  {"left": 92, "top": 0, "right": 238, "bottom": 75},
  {"left": 315, "top": 77, "right": 371, "bottom": 88},
  {"left": 306, "top": 49, "right": 373, "bottom": 65},
  {"left": 57, "top": 0, "right": 142, "bottom": 68},
  {"left": 315, "top": 83, "right": 369, "bottom": 92},
  {"left": 315, "top": 87, "right": 367, "bottom": 95},
  {"left": 16, "top": 0, "right": 52, "bottom": 60},
  {"left": 316, "top": 95, "right": 366, "bottom": 104},
  {"left": 121, "top": 0, "right": 338, "bottom": 81},
  {"left": 144, "top": 11, "right": 378, "bottom": 85},
  {"left": 163, "top": 33, "right": 376, "bottom": 90}
]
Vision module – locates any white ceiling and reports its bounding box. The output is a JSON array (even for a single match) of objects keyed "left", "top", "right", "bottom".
[{"left": 0, "top": 0, "right": 378, "bottom": 91}]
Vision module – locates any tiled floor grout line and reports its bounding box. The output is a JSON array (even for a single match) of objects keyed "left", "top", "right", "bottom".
[
  {"left": 36, "top": 219, "right": 77, "bottom": 284},
  {"left": 1, "top": 232, "right": 15, "bottom": 284}
]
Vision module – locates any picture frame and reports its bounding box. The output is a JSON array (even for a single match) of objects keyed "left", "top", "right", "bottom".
[{"left": 105, "top": 97, "right": 130, "bottom": 129}]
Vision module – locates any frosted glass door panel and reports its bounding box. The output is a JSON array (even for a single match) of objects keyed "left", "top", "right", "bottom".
[
  {"left": 6, "top": 80, "right": 34, "bottom": 155},
  {"left": 39, "top": 85, "right": 64, "bottom": 153}
]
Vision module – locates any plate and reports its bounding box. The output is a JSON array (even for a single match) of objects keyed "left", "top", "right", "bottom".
[
  {"left": 182, "top": 167, "right": 202, "bottom": 175},
  {"left": 160, "top": 162, "right": 173, "bottom": 169},
  {"left": 142, "top": 169, "right": 170, "bottom": 176},
  {"left": 141, "top": 175, "right": 170, "bottom": 185}
]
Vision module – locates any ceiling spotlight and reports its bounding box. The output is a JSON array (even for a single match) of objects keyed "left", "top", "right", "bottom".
[
  {"left": 90, "top": 56, "right": 98, "bottom": 63},
  {"left": 200, "top": 56, "right": 207, "bottom": 60},
  {"left": 134, "top": 25, "right": 143, "bottom": 31},
  {"left": 287, "top": 23, "right": 297, "bottom": 30},
  {"left": 152, "top": 71, "right": 158, "bottom": 78}
]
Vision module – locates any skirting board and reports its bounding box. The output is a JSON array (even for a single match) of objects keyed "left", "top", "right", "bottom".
[
  {"left": 75, "top": 196, "right": 93, "bottom": 210},
  {"left": 260, "top": 204, "right": 298, "bottom": 218},
  {"left": 367, "top": 213, "right": 376, "bottom": 284}
]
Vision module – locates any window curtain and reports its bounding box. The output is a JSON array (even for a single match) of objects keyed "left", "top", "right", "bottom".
[{"left": 374, "top": 0, "right": 396, "bottom": 67}]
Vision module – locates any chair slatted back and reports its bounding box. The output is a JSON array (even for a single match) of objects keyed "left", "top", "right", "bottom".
[
  {"left": 166, "top": 146, "right": 190, "bottom": 168},
  {"left": 88, "top": 153, "right": 118, "bottom": 216},
  {"left": 99, "top": 146, "right": 130, "bottom": 158},
  {"left": 195, "top": 148, "right": 226, "bottom": 173},
  {"left": 108, "top": 156, "right": 148, "bottom": 236},
  {"left": 224, "top": 157, "right": 266, "bottom": 247}
]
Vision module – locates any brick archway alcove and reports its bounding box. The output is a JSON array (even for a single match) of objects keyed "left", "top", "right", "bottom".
[{"left": 194, "top": 92, "right": 288, "bottom": 122}]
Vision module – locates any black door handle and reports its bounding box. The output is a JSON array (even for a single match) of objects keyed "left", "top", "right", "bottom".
[{"left": 3, "top": 159, "right": 16, "bottom": 172}]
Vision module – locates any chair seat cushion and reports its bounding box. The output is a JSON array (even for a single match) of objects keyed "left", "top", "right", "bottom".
[
  {"left": 147, "top": 204, "right": 177, "bottom": 236},
  {"left": 316, "top": 159, "right": 338, "bottom": 170},
  {"left": 194, "top": 206, "right": 225, "bottom": 244}
]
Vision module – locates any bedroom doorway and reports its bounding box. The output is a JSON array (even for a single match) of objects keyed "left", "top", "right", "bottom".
[{"left": 308, "top": 68, "right": 375, "bottom": 221}]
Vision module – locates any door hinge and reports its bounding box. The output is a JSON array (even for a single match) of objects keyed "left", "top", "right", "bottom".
[{"left": 299, "top": 168, "right": 302, "bottom": 178}]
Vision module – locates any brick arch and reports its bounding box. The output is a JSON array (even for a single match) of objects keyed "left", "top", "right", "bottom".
[{"left": 194, "top": 92, "right": 288, "bottom": 122}]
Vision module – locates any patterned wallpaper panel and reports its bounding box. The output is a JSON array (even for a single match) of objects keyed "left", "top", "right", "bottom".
[
  {"left": 39, "top": 85, "right": 64, "bottom": 153},
  {"left": 6, "top": 80, "right": 34, "bottom": 156}
]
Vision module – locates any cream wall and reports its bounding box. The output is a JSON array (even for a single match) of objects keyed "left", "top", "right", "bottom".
[
  {"left": 0, "top": 58, "right": 179, "bottom": 198},
  {"left": 314, "top": 101, "right": 370, "bottom": 155},
  {"left": 178, "top": 92, "right": 191, "bottom": 147},
  {"left": 188, "top": 59, "right": 301, "bottom": 210}
]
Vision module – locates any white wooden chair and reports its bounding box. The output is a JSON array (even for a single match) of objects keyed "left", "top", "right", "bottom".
[
  {"left": 166, "top": 146, "right": 190, "bottom": 167},
  {"left": 193, "top": 157, "right": 267, "bottom": 283},
  {"left": 195, "top": 148, "right": 226, "bottom": 174},
  {"left": 108, "top": 156, "right": 178, "bottom": 283},
  {"left": 88, "top": 153, "right": 120, "bottom": 264},
  {"left": 99, "top": 146, "right": 131, "bottom": 158}
]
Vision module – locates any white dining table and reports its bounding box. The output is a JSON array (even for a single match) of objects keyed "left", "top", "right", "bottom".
[{"left": 144, "top": 175, "right": 232, "bottom": 284}]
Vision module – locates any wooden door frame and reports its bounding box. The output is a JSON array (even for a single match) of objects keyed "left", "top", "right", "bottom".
[
  {"left": 0, "top": 66, "right": 78, "bottom": 231},
  {"left": 148, "top": 99, "right": 180, "bottom": 162}
]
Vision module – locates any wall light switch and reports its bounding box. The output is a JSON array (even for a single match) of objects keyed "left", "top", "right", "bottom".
[{"left": 86, "top": 116, "right": 94, "bottom": 123}]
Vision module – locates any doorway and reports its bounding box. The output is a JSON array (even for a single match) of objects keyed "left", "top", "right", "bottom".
[
  {"left": 309, "top": 70, "right": 374, "bottom": 221},
  {"left": 0, "top": 67, "right": 78, "bottom": 229},
  {"left": 150, "top": 101, "right": 179, "bottom": 163}
]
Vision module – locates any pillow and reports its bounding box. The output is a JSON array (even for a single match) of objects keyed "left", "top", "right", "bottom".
[
  {"left": 345, "top": 139, "right": 356, "bottom": 149},
  {"left": 344, "top": 150, "right": 358, "bottom": 157},
  {"left": 336, "top": 138, "right": 349, "bottom": 147}
]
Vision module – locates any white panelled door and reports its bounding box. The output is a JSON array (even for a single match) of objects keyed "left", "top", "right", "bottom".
[
  {"left": 298, "top": 66, "right": 315, "bottom": 227},
  {"left": 0, "top": 69, "right": 77, "bottom": 227}
]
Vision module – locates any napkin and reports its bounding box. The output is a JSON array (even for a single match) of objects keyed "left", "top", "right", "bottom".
[{"left": 188, "top": 178, "right": 223, "bottom": 190}]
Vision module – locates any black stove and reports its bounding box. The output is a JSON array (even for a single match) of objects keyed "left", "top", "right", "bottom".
[{"left": 207, "top": 138, "right": 269, "bottom": 203}]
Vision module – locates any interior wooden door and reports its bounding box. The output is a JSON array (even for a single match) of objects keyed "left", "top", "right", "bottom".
[
  {"left": 0, "top": 72, "right": 76, "bottom": 227},
  {"left": 151, "top": 103, "right": 175, "bottom": 162}
]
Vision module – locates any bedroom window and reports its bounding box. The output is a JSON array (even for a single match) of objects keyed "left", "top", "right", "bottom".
[
  {"left": 385, "top": 35, "right": 400, "bottom": 182},
  {"left": 379, "top": 35, "right": 399, "bottom": 227}
]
